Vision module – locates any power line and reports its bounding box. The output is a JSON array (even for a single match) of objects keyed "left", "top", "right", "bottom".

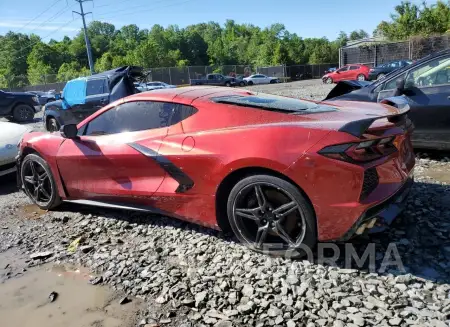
[
  {"left": 96, "top": 0, "right": 196, "bottom": 20},
  {"left": 3, "top": 19, "right": 79, "bottom": 60},
  {"left": 94, "top": 0, "right": 133, "bottom": 9},
  {"left": 14, "top": 0, "right": 64, "bottom": 33},
  {"left": 24, "top": 3, "right": 75, "bottom": 36},
  {"left": 96, "top": 0, "right": 166, "bottom": 16}
]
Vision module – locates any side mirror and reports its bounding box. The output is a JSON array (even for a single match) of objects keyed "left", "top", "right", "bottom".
[
  {"left": 60, "top": 124, "right": 78, "bottom": 139},
  {"left": 396, "top": 78, "right": 405, "bottom": 92},
  {"left": 55, "top": 94, "right": 61, "bottom": 100}
]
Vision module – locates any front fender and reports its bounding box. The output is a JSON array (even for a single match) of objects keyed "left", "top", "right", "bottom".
[{"left": 19, "top": 132, "right": 67, "bottom": 198}]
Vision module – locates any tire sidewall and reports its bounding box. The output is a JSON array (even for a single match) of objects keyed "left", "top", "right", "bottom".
[
  {"left": 21, "top": 154, "right": 61, "bottom": 210},
  {"left": 226, "top": 174, "right": 317, "bottom": 258},
  {"left": 357, "top": 74, "right": 365, "bottom": 81},
  {"left": 326, "top": 77, "right": 333, "bottom": 84},
  {"left": 248, "top": 81, "right": 254, "bottom": 85}
]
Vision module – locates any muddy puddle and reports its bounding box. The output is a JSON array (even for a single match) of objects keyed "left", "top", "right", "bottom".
[
  {"left": 0, "top": 251, "right": 143, "bottom": 327},
  {"left": 17, "top": 203, "right": 48, "bottom": 220}
]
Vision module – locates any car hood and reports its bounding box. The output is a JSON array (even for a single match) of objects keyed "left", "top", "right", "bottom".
[
  {"left": 0, "top": 122, "right": 31, "bottom": 143},
  {"left": 324, "top": 80, "right": 372, "bottom": 100},
  {"left": 5, "top": 91, "right": 34, "bottom": 97}
]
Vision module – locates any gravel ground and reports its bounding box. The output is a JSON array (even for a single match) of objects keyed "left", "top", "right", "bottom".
[{"left": 1, "top": 80, "right": 450, "bottom": 327}]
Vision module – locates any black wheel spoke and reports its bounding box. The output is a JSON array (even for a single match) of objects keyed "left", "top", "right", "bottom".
[
  {"left": 235, "top": 208, "right": 260, "bottom": 221},
  {"left": 254, "top": 185, "right": 267, "bottom": 209},
  {"left": 273, "top": 201, "right": 298, "bottom": 218},
  {"left": 255, "top": 224, "right": 269, "bottom": 248},
  {"left": 24, "top": 176, "right": 35, "bottom": 184},
  {"left": 29, "top": 161, "right": 37, "bottom": 178},
  {"left": 273, "top": 222, "right": 296, "bottom": 247},
  {"left": 33, "top": 186, "right": 39, "bottom": 200},
  {"left": 40, "top": 188, "right": 51, "bottom": 200},
  {"left": 38, "top": 171, "right": 48, "bottom": 182}
]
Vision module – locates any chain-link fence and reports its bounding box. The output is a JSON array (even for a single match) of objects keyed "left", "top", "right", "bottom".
[
  {"left": 286, "top": 63, "right": 339, "bottom": 80},
  {"left": 340, "top": 34, "right": 450, "bottom": 67}
]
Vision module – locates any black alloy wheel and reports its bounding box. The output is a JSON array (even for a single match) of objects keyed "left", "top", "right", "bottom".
[
  {"left": 21, "top": 154, "right": 61, "bottom": 209},
  {"left": 227, "top": 175, "right": 316, "bottom": 257},
  {"left": 13, "top": 104, "right": 34, "bottom": 122}
]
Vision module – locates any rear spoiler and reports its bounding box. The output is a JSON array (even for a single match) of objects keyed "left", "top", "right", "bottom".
[{"left": 339, "top": 96, "right": 410, "bottom": 138}]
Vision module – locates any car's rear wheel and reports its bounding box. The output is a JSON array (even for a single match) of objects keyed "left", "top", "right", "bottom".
[
  {"left": 376, "top": 73, "right": 385, "bottom": 80},
  {"left": 357, "top": 74, "right": 366, "bottom": 81},
  {"left": 47, "top": 117, "right": 60, "bottom": 132},
  {"left": 227, "top": 175, "right": 317, "bottom": 258},
  {"left": 239, "top": 81, "right": 245, "bottom": 87},
  {"left": 325, "top": 77, "right": 333, "bottom": 84},
  {"left": 247, "top": 81, "right": 254, "bottom": 86},
  {"left": 13, "top": 104, "right": 34, "bottom": 122},
  {"left": 270, "top": 79, "right": 276, "bottom": 84},
  {"left": 21, "top": 154, "right": 61, "bottom": 210},
  {"left": 225, "top": 81, "right": 231, "bottom": 87}
]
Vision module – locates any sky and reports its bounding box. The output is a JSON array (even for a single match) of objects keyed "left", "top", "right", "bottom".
[{"left": 0, "top": 0, "right": 433, "bottom": 41}]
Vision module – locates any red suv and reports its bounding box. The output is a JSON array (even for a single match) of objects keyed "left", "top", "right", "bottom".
[{"left": 322, "top": 64, "right": 370, "bottom": 84}]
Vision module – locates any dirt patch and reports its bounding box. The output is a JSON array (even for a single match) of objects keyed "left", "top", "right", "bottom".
[
  {"left": 422, "top": 167, "right": 450, "bottom": 184},
  {"left": 0, "top": 255, "right": 144, "bottom": 327},
  {"left": 18, "top": 203, "right": 48, "bottom": 220}
]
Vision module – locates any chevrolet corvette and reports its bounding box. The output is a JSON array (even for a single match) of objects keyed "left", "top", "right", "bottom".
[{"left": 17, "top": 86, "right": 415, "bottom": 257}]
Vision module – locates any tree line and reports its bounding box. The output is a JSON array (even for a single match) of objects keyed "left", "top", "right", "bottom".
[{"left": 0, "top": 0, "right": 449, "bottom": 88}]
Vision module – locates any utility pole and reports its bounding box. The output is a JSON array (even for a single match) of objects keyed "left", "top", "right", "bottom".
[{"left": 73, "top": 0, "right": 95, "bottom": 75}]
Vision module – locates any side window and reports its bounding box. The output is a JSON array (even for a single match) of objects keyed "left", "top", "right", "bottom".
[
  {"left": 405, "top": 56, "right": 450, "bottom": 88},
  {"left": 389, "top": 61, "right": 400, "bottom": 68},
  {"left": 349, "top": 66, "right": 359, "bottom": 70},
  {"left": 86, "top": 79, "right": 105, "bottom": 96},
  {"left": 170, "top": 104, "right": 198, "bottom": 125},
  {"left": 83, "top": 101, "right": 194, "bottom": 136},
  {"left": 337, "top": 66, "right": 349, "bottom": 72},
  {"left": 383, "top": 72, "right": 406, "bottom": 90}
]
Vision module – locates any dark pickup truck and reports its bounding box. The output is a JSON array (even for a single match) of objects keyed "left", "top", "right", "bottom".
[
  {"left": 0, "top": 90, "right": 41, "bottom": 122},
  {"left": 190, "top": 74, "right": 237, "bottom": 86}
]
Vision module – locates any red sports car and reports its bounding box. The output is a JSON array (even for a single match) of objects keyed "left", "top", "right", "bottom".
[
  {"left": 322, "top": 64, "right": 370, "bottom": 84},
  {"left": 17, "top": 86, "right": 415, "bottom": 257}
]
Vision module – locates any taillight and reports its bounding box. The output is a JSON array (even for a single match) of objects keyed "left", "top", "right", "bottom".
[{"left": 319, "top": 136, "right": 397, "bottom": 163}]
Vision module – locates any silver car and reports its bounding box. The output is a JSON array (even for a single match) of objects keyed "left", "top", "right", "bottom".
[
  {"left": 0, "top": 122, "right": 32, "bottom": 176},
  {"left": 243, "top": 74, "right": 279, "bottom": 85}
]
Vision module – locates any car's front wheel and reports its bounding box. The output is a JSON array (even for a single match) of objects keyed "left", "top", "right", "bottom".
[
  {"left": 227, "top": 175, "right": 317, "bottom": 258},
  {"left": 239, "top": 81, "right": 245, "bottom": 87},
  {"left": 13, "top": 104, "right": 34, "bottom": 122},
  {"left": 325, "top": 77, "right": 333, "bottom": 84},
  {"left": 225, "top": 81, "right": 231, "bottom": 87},
  {"left": 21, "top": 154, "right": 61, "bottom": 210},
  {"left": 247, "top": 81, "right": 254, "bottom": 86},
  {"left": 357, "top": 74, "right": 366, "bottom": 81}
]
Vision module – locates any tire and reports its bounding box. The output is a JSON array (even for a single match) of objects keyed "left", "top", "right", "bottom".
[
  {"left": 325, "top": 77, "right": 333, "bottom": 84},
  {"left": 247, "top": 81, "right": 254, "bottom": 86},
  {"left": 376, "top": 73, "right": 385, "bottom": 80},
  {"left": 357, "top": 74, "right": 366, "bottom": 81},
  {"left": 239, "top": 81, "right": 245, "bottom": 87},
  {"left": 47, "top": 117, "right": 60, "bottom": 133},
  {"left": 270, "top": 79, "right": 276, "bottom": 84},
  {"left": 226, "top": 174, "right": 317, "bottom": 258},
  {"left": 225, "top": 81, "right": 231, "bottom": 87},
  {"left": 20, "top": 154, "right": 61, "bottom": 210},
  {"left": 13, "top": 104, "right": 34, "bottom": 122}
]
